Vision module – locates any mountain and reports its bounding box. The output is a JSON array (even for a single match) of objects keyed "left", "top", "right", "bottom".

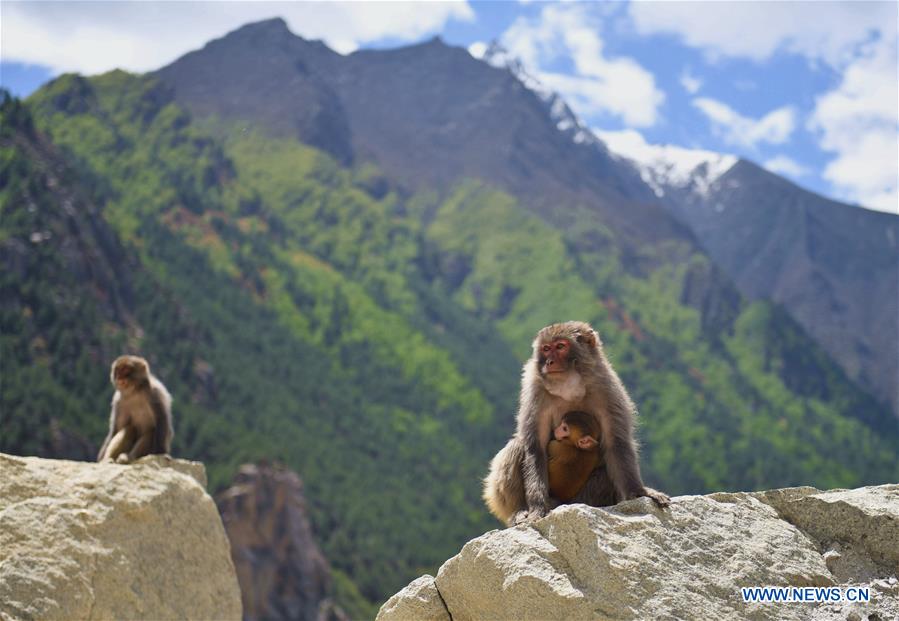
[
  {"left": 154, "top": 18, "right": 676, "bottom": 254},
  {"left": 4, "top": 17, "right": 898, "bottom": 613},
  {"left": 605, "top": 139, "right": 898, "bottom": 416}
]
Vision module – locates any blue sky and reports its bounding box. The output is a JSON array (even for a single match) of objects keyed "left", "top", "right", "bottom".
[{"left": 2, "top": 1, "right": 896, "bottom": 213}]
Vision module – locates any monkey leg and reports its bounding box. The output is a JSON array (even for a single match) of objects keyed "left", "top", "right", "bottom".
[
  {"left": 124, "top": 431, "right": 154, "bottom": 463},
  {"left": 102, "top": 426, "right": 135, "bottom": 463},
  {"left": 571, "top": 465, "right": 618, "bottom": 507}
]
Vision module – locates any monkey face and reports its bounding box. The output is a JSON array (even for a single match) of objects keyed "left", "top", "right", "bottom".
[
  {"left": 110, "top": 356, "right": 149, "bottom": 392},
  {"left": 533, "top": 321, "right": 601, "bottom": 378},
  {"left": 114, "top": 365, "right": 134, "bottom": 389},
  {"left": 538, "top": 338, "right": 572, "bottom": 376},
  {"left": 553, "top": 420, "right": 572, "bottom": 441}
]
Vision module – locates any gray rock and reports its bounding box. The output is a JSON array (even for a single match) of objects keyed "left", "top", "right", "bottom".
[
  {"left": 376, "top": 575, "right": 449, "bottom": 621},
  {"left": 216, "top": 462, "right": 348, "bottom": 621},
  {"left": 0, "top": 453, "right": 242, "bottom": 621},
  {"left": 379, "top": 485, "right": 899, "bottom": 621},
  {"left": 758, "top": 484, "right": 899, "bottom": 582}
]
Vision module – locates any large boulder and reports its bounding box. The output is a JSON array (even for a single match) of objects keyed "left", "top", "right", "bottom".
[
  {"left": 0, "top": 453, "right": 242, "bottom": 621},
  {"left": 216, "top": 463, "right": 348, "bottom": 621},
  {"left": 378, "top": 485, "right": 899, "bottom": 621}
]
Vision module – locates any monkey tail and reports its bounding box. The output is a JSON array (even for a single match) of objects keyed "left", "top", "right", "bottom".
[{"left": 483, "top": 439, "right": 525, "bottom": 525}]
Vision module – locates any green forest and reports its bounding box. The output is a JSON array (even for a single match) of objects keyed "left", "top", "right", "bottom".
[{"left": 2, "top": 72, "right": 897, "bottom": 615}]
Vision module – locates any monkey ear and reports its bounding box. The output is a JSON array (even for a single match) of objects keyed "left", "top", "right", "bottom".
[
  {"left": 576, "top": 330, "right": 598, "bottom": 348},
  {"left": 577, "top": 436, "right": 599, "bottom": 450}
]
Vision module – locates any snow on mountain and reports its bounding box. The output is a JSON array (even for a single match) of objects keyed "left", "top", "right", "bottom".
[
  {"left": 471, "top": 41, "right": 735, "bottom": 200},
  {"left": 595, "top": 129, "right": 738, "bottom": 200},
  {"left": 475, "top": 41, "right": 602, "bottom": 148}
]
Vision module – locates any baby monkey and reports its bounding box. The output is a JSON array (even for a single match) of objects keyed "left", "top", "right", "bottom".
[
  {"left": 547, "top": 411, "right": 602, "bottom": 502},
  {"left": 97, "top": 355, "right": 173, "bottom": 464}
]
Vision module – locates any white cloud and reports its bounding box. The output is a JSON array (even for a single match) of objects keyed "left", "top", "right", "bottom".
[
  {"left": 629, "top": 1, "right": 897, "bottom": 213},
  {"left": 500, "top": 4, "right": 664, "bottom": 127},
  {"left": 693, "top": 97, "right": 796, "bottom": 149},
  {"left": 763, "top": 155, "right": 811, "bottom": 178},
  {"left": 629, "top": 2, "right": 892, "bottom": 66},
  {"left": 808, "top": 38, "right": 899, "bottom": 213},
  {"left": 0, "top": 2, "right": 474, "bottom": 74},
  {"left": 679, "top": 67, "right": 702, "bottom": 94}
]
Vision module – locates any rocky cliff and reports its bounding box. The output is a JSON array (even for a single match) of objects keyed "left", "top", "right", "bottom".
[
  {"left": 216, "top": 463, "right": 348, "bottom": 621},
  {"left": 0, "top": 453, "right": 242, "bottom": 620},
  {"left": 378, "top": 485, "right": 899, "bottom": 621}
]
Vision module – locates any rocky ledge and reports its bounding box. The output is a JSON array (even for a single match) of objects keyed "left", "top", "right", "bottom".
[
  {"left": 0, "top": 453, "right": 242, "bottom": 621},
  {"left": 378, "top": 485, "right": 898, "bottom": 621}
]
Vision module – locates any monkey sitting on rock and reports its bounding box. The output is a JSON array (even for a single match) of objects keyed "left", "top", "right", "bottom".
[
  {"left": 97, "top": 355, "right": 173, "bottom": 464},
  {"left": 484, "top": 321, "right": 668, "bottom": 526},
  {"left": 547, "top": 411, "right": 602, "bottom": 502}
]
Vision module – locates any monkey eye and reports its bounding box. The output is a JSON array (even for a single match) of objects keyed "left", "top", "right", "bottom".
[
  {"left": 556, "top": 342, "right": 566, "bottom": 350},
  {"left": 542, "top": 345, "right": 551, "bottom": 353}
]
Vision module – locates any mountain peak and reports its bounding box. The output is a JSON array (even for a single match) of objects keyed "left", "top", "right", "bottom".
[{"left": 234, "top": 17, "right": 291, "bottom": 36}]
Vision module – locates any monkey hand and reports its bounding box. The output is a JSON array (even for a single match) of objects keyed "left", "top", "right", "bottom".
[
  {"left": 510, "top": 509, "right": 543, "bottom": 526},
  {"left": 641, "top": 487, "right": 670, "bottom": 508},
  {"left": 511, "top": 501, "right": 553, "bottom": 526}
]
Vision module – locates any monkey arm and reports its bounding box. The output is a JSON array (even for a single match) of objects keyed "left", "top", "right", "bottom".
[
  {"left": 513, "top": 381, "right": 555, "bottom": 521},
  {"left": 601, "top": 401, "right": 669, "bottom": 507},
  {"left": 97, "top": 432, "right": 113, "bottom": 462},
  {"left": 603, "top": 420, "right": 646, "bottom": 500},
  {"left": 97, "top": 404, "right": 122, "bottom": 462},
  {"left": 593, "top": 379, "right": 645, "bottom": 500},
  {"left": 101, "top": 426, "right": 135, "bottom": 462},
  {"left": 519, "top": 431, "right": 551, "bottom": 519}
]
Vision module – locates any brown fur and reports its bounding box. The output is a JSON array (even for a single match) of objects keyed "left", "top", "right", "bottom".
[
  {"left": 483, "top": 321, "right": 669, "bottom": 525},
  {"left": 548, "top": 411, "right": 601, "bottom": 502},
  {"left": 97, "top": 355, "right": 173, "bottom": 463}
]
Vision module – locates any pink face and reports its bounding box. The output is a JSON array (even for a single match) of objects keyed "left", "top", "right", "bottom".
[
  {"left": 554, "top": 420, "right": 572, "bottom": 441},
  {"left": 112, "top": 358, "right": 145, "bottom": 392},
  {"left": 539, "top": 339, "right": 571, "bottom": 375},
  {"left": 114, "top": 363, "right": 135, "bottom": 390}
]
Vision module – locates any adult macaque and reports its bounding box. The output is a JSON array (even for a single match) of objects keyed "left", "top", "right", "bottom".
[
  {"left": 547, "top": 411, "right": 601, "bottom": 502},
  {"left": 484, "top": 321, "right": 668, "bottom": 525},
  {"left": 97, "top": 355, "right": 173, "bottom": 464}
]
